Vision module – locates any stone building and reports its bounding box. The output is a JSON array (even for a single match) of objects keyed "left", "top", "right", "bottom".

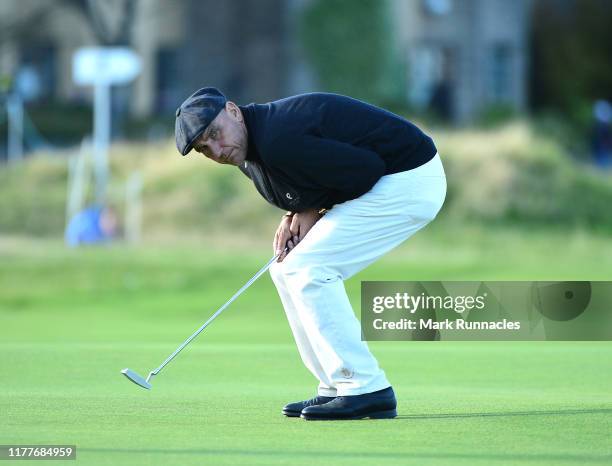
[
  {"left": 0, "top": 0, "right": 289, "bottom": 118},
  {"left": 390, "top": 0, "right": 532, "bottom": 122},
  {"left": 0, "top": 0, "right": 531, "bottom": 125}
]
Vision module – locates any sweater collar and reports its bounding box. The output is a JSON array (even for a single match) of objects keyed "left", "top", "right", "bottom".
[{"left": 239, "top": 104, "right": 262, "bottom": 163}]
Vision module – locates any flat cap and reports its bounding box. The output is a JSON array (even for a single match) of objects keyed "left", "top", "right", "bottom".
[{"left": 175, "top": 87, "right": 227, "bottom": 155}]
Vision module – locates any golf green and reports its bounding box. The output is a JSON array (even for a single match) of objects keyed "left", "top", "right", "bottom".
[{"left": 1, "top": 228, "right": 611, "bottom": 465}]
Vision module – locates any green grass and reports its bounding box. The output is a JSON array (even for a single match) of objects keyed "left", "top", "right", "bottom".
[{"left": 1, "top": 225, "right": 611, "bottom": 465}]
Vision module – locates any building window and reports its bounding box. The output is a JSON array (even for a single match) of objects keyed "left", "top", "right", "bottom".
[
  {"left": 18, "top": 43, "right": 56, "bottom": 101},
  {"left": 155, "top": 47, "right": 180, "bottom": 113},
  {"left": 489, "top": 44, "right": 513, "bottom": 102},
  {"left": 408, "top": 44, "right": 455, "bottom": 120},
  {"left": 422, "top": 0, "right": 454, "bottom": 16}
]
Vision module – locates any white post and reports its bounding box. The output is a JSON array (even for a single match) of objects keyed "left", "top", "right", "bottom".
[
  {"left": 125, "top": 171, "right": 143, "bottom": 244},
  {"left": 93, "top": 81, "right": 110, "bottom": 204},
  {"left": 7, "top": 93, "right": 24, "bottom": 163},
  {"left": 66, "top": 138, "right": 91, "bottom": 228},
  {"left": 73, "top": 47, "right": 141, "bottom": 204}
]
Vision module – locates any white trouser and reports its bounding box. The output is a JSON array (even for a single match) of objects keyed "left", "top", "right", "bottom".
[{"left": 269, "top": 153, "right": 447, "bottom": 396}]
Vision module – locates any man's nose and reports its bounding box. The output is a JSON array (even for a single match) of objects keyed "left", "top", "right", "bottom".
[{"left": 209, "top": 142, "right": 222, "bottom": 158}]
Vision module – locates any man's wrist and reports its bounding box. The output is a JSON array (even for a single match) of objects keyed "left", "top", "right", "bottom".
[{"left": 285, "top": 208, "right": 326, "bottom": 217}]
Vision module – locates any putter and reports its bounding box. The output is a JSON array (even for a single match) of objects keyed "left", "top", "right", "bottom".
[{"left": 121, "top": 250, "right": 283, "bottom": 390}]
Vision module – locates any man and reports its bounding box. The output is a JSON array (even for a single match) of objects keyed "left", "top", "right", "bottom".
[
  {"left": 65, "top": 205, "right": 118, "bottom": 247},
  {"left": 175, "top": 88, "right": 446, "bottom": 420}
]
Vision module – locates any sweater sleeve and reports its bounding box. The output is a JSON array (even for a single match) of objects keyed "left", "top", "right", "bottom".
[{"left": 273, "top": 134, "right": 386, "bottom": 205}]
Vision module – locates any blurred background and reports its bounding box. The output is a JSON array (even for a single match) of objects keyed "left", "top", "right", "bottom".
[
  {"left": 0, "top": 0, "right": 611, "bottom": 245},
  {"left": 1, "top": 3, "right": 611, "bottom": 461}
]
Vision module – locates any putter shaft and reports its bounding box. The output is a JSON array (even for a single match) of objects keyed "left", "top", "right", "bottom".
[{"left": 148, "top": 252, "right": 281, "bottom": 379}]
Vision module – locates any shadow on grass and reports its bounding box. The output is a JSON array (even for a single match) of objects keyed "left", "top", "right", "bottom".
[{"left": 395, "top": 407, "right": 612, "bottom": 420}]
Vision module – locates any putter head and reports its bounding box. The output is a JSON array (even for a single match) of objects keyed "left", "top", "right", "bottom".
[{"left": 121, "top": 368, "right": 152, "bottom": 390}]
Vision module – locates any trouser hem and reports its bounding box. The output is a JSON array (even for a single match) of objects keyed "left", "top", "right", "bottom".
[
  {"left": 335, "top": 377, "right": 392, "bottom": 397},
  {"left": 317, "top": 387, "right": 338, "bottom": 397}
]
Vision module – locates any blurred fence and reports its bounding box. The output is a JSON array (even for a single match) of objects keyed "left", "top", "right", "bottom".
[{"left": 1, "top": 120, "right": 611, "bottom": 242}]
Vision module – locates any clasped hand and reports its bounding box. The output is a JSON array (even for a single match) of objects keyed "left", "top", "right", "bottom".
[{"left": 273, "top": 208, "right": 322, "bottom": 262}]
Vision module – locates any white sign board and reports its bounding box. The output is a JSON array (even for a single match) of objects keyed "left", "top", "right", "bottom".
[{"left": 73, "top": 47, "right": 141, "bottom": 86}]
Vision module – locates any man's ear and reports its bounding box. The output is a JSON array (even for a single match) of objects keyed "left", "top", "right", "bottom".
[{"left": 226, "top": 101, "right": 242, "bottom": 121}]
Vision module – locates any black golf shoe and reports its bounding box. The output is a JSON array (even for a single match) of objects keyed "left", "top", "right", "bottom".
[
  {"left": 282, "top": 395, "right": 336, "bottom": 417},
  {"left": 300, "top": 386, "right": 397, "bottom": 420}
]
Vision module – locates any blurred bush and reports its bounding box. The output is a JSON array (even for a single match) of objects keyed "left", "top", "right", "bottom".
[
  {"left": 300, "top": 0, "right": 405, "bottom": 107},
  {"left": 438, "top": 122, "right": 612, "bottom": 231},
  {"left": 531, "top": 112, "right": 589, "bottom": 161},
  {"left": 530, "top": 0, "right": 612, "bottom": 126},
  {"left": 0, "top": 101, "right": 174, "bottom": 150},
  {"left": 1, "top": 121, "right": 612, "bottom": 240},
  {"left": 476, "top": 104, "right": 518, "bottom": 129},
  {"left": 0, "top": 157, "right": 68, "bottom": 235},
  {"left": 0, "top": 101, "right": 92, "bottom": 156}
]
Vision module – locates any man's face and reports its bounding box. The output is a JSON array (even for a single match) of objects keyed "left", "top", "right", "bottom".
[{"left": 192, "top": 102, "right": 248, "bottom": 166}]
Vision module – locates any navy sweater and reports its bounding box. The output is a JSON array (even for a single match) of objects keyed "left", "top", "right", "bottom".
[{"left": 238, "top": 92, "right": 437, "bottom": 211}]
